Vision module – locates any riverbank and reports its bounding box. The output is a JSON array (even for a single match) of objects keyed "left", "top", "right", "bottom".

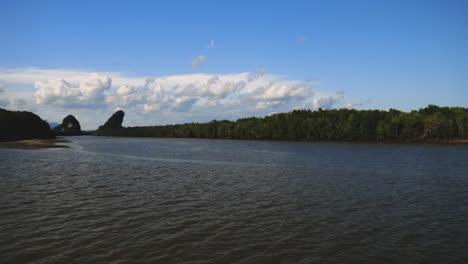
[
  {"left": 445, "top": 139, "right": 468, "bottom": 143},
  {"left": 0, "top": 139, "right": 70, "bottom": 149},
  {"left": 91, "top": 134, "right": 468, "bottom": 144}
]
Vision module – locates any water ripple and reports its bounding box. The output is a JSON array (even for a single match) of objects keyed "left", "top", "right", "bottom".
[{"left": 1, "top": 136, "right": 467, "bottom": 263}]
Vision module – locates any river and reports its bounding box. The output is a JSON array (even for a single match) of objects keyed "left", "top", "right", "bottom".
[{"left": 1, "top": 136, "right": 467, "bottom": 263}]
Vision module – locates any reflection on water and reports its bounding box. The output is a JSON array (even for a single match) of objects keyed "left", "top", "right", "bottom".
[{"left": 1, "top": 136, "right": 467, "bottom": 263}]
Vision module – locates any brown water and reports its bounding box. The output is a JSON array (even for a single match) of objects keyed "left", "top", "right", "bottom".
[{"left": 1, "top": 136, "right": 467, "bottom": 263}]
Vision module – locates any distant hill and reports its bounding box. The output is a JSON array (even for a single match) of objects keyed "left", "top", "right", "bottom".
[
  {"left": 48, "top": 122, "right": 60, "bottom": 128},
  {"left": 0, "top": 108, "right": 54, "bottom": 141}
]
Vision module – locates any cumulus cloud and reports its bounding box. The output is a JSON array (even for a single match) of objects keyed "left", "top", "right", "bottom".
[
  {"left": 312, "top": 90, "right": 345, "bottom": 109},
  {"left": 253, "top": 81, "right": 309, "bottom": 100},
  {"left": 192, "top": 55, "right": 207, "bottom": 68},
  {"left": 102, "top": 68, "right": 317, "bottom": 114},
  {"left": 208, "top": 40, "right": 216, "bottom": 48},
  {"left": 0, "top": 67, "right": 364, "bottom": 128},
  {"left": 34, "top": 74, "right": 111, "bottom": 108},
  {"left": 310, "top": 90, "right": 365, "bottom": 110},
  {"left": 133, "top": 69, "right": 304, "bottom": 113},
  {"left": 313, "top": 96, "right": 338, "bottom": 109},
  {"left": 24, "top": 68, "right": 322, "bottom": 114},
  {"left": 0, "top": 84, "right": 32, "bottom": 111},
  {"left": 106, "top": 84, "right": 145, "bottom": 107},
  {"left": 0, "top": 96, "right": 28, "bottom": 110},
  {"left": 116, "top": 84, "right": 134, "bottom": 96},
  {"left": 256, "top": 100, "right": 283, "bottom": 109},
  {"left": 8, "top": 97, "right": 28, "bottom": 109}
]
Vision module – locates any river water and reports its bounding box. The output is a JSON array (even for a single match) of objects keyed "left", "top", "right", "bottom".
[{"left": 1, "top": 136, "right": 467, "bottom": 263}]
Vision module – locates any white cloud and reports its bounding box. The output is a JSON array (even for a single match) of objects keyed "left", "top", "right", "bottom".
[
  {"left": 0, "top": 96, "right": 28, "bottom": 111},
  {"left": 34, "top": 74, "right": 111, "bottom": 107},
  {"left": 0, "top": 83, "right": 33, "bottom": 111},
  {"left": 208, "top": 40, "right": 216, "bottom": 48},
  {"left": 0, "top": 67, "right": 363, "bottom": 129},
  {"left": 313, "top": 95, "right": 338, "bottom": 109},
  {"left": 106, "top": 84, "right": 146, "bottom": 107},
  {"left": 8, "top": 97, "right": 28, "bottom": 109},
  {"left": 133, "top": 68, "right": 294, "bottom": 113},
  {"left": 0, "top": 67, "right": 145, "bottom": 87},
  {"left": 192, "top": 55, "right": 207, "bottom": 68},
  {"left": 253, "top": 81, "right": 309, "bottom": 100},
  {"left": 256, "top": 100, "right": 283, "bottom": 109},
  {"left": 116, "top": 84, "right": 134, "bottom": 96},
  {"left": 312, "top": 90, "right": 348, "bottom": 109}
]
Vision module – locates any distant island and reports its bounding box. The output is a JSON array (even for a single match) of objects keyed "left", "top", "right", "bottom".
[
  {"left": 98, "top": 110, "right": 125, "bottom": 130},
  {"left": 1, "top": 105, "right": 467, "bottom": 145},
  {"left": 52, "top": 115, "right": 82, "bottom": 136},
  {"left": 95, "top": 105, "right": 468, "bottom": 142}
]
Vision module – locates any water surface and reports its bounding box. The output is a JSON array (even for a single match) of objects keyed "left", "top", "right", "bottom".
[{"left": 1, "top": 136, "right": 467, "bottom": 263}]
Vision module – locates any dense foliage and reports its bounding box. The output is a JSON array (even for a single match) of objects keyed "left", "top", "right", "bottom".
[
  {"left": 0, "top": 108, "right": 54, "bottom": 141},
  {"left": 96, "top": 105, "right": 468, "bottom": 141}
]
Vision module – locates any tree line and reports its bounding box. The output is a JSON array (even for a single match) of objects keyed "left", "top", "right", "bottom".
[{"left": 95, "top": 105, "right": 468, "bottom": 141}]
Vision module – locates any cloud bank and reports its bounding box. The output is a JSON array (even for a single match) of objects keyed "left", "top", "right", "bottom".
[
  {"left": 105, "top": 68, "right": 313, "bottom": 114},
  {"left": 0, "top": 84, "right": 29, "bottom": 110},
  {"left": 0, "top": 67, "right": 359, "bottom": 128},
  {"left": 34, "top": 74, "right": 111, "bottom": 107}
]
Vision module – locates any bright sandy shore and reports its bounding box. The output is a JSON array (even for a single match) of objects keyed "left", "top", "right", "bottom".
[{"left": 0, "top": 139, "right": 70, "bottom": 149}]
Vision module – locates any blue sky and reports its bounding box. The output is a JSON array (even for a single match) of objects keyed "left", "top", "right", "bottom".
[{"left": 1, "top": 0, "right": 467, "bottom": 129}]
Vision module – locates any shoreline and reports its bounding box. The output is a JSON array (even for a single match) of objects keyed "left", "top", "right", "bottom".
[
  {"left": 0, "top": 139, "right": 71, "bottom": 149},
  {"left": 1, "top": 136, "right": 466, "bottom": 149},
  {"left": 91, "top": 134, "right": 468, "bottom": 144},
  {"left": 443, "top": 139, "right": 468, "bottom": 143}
]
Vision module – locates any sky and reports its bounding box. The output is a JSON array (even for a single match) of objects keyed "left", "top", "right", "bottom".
[{"left": 1, "top": 0, "right": 467, "bottom": 129}]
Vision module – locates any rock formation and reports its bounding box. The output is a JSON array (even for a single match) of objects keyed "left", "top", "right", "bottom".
[
  {"left": 99, "top": 110, "right": 125, "bottom": 130},
  {"left": 53, "top": 115, "right": 82, "bottom": 135}
]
